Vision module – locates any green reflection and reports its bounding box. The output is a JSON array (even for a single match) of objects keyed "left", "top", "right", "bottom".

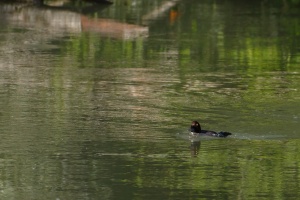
[{"left": 0, "top": 0, "right": 300, "bottom": 200}]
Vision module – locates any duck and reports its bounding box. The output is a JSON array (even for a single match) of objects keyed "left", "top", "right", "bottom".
[{"left": 190, "top": 121, "right": 232, "bottom": 137}]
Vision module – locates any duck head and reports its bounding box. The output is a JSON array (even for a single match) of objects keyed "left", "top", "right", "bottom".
[{"left": 190, "top": 121, "right": 201, "bottom": 133}]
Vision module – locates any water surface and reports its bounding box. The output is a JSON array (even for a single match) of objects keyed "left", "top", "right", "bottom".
[{"left": 0, "top": 0, "right": 300, "bottom": 199}]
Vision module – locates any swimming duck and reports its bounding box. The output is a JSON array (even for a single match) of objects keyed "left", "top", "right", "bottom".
[{"left": 190, "top": 121, "right": 232, "bottom": 137}]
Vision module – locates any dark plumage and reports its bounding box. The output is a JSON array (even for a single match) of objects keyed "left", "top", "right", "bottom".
[{"left": 190, "top": 121, "right": 232, "bottom": 138}]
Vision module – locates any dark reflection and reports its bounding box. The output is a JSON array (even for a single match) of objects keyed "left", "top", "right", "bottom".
[
  {"left": 83, "top": 0, "right": 113, "bottom": 5},
  {"left": 33, "top": 0, "right": 113, "bottom": 6},
  {"left": 33, "top": 0, "right": 113, "bottom": 13},
  {"left": 189, "top": 130, "right": 202, "bottom": 157},
  {"left": 32, "top": 0, "right": 43, "bottom": 6},
  {"left": 190, "top": 141, "right": 201, "bottom": 157}
]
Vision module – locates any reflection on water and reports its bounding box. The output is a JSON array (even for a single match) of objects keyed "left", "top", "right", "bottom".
[
  {"left": 0, "top": 0, "right": 300, "bottom": 199},
  {"left": 0, "top": 1, "right": 148, "bottom": 39},
  {"left": 190, "top": 141, "right": 201, "bottom": 157}
]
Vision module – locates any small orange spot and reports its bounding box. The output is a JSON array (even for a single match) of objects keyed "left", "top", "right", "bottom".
[{"left": 169, "top": 10, "right": 179, "bottom": 24}]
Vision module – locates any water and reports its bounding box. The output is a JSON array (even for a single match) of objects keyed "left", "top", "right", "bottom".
[{"left": 0, "top": 0, "right": 300, "bottom": 199}]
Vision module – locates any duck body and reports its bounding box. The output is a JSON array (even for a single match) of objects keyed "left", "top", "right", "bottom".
[
  {"left": 200, "top": 130, "right": 232, "bottom": 137},
  {"left": 190, "top": 121, "right": 232, "bottom": 138}
]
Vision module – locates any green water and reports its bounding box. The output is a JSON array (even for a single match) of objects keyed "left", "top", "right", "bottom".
[{"left": 0, "top": 0, "right": 299, "bottom": 199}]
